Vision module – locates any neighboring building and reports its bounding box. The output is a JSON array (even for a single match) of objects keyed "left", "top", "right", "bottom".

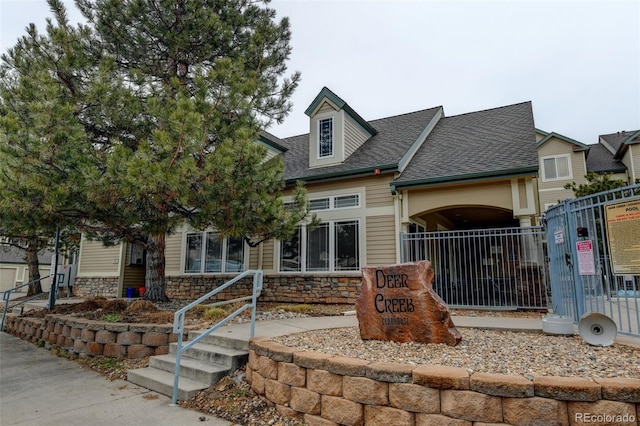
[
  {"left": 72, "top": 87, "right": 636, "bottom": 303},
  {"left": 535, "top": 128, "right": 638, "bottom": 213},
  {"left": 0, "top": 246, "right": 54, "bottom": 293}
]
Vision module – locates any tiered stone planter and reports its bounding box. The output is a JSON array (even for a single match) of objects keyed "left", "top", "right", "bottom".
[
  {"left": 247, "top": 337, "right": 640, "bottom": 426},
  {"left": 2, "top": 314, "right": 191, "bottom": 359}
]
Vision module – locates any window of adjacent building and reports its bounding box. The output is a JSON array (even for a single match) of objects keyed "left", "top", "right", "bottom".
[
  {"left": 129, "top": 244, "right": 145, "bottom": 265},
  {"left": 279, "top": 220, "right": 360, "bottom": 273},
  {"left": 309, "top": 198, "right": 330, "bottom": 211},
  {"left": 542, "top": 155, "right": 571, "bottom": 181},
  {"left": 318, "top": 117, "right": 333, "bottom": 158},
  {"left": 184, "top": 231, "right": 245, "bottom": 273}
]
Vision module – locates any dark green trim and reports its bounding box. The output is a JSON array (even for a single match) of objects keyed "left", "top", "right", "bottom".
[
  {"left": 304, "top": 87, "right": 377, "bottom": 136},
  {"left": 390, "top": 166, "right": 539, "bottom": 194},
  {"left": 286, "top": 163, "right": 397, "bottom": 186},
  {"left": 623, "top": 130, "right": 640, "bottom": 146},
  {"left": 257, "top": 134, "right": 287, "bottom": 153},
  {"left": 536, "top": 131, "right": 589, "bottom": 151}
]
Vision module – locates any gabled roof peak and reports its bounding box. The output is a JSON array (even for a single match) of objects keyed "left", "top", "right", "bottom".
[{"left": 304, "top": 87, "right": 377, "bottom": 136}]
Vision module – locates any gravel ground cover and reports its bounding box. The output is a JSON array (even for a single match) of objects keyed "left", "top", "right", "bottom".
[{"left": 273, "top": 326, "right": 640, "bottom": 380}]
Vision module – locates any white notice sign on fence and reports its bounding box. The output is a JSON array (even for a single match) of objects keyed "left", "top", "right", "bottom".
[{"left": 576, "top": 240, "right": 596, "bottom": 276}]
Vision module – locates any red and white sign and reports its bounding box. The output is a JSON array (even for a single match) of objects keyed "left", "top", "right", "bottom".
[{"left": 576, "top": 240, "right": 596, "bottom": 276}]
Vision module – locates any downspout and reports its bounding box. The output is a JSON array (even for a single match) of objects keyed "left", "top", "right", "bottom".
[{"left": 394, "top": 191, "right": 402, "bottom": 263}]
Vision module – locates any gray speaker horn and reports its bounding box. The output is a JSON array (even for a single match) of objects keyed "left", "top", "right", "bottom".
[{"left": 578, "top": 312, "right": 617, "bottom": 347}]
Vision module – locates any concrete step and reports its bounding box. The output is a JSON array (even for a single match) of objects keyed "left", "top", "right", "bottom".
[
  {"left": 188, "top": 330, "right": 249, "bottom": 351},
  {"left": 128, "top": 335, "right": 249, "bottom": 400},
  {"left": 169, "top": 342, "right": 248, "bottom": 370},
  {"left": 127, "top": 367, "right": 208, "bottom": 401},
  {"left": 150, "top": 354, "right": 230, "bottom": 384}
]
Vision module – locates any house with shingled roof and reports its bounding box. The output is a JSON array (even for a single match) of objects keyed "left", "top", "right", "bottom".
[{"left": 71, "top": 87, "right": 635, "bottom": 304}]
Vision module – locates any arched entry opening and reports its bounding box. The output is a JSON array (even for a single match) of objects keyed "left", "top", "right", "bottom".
[{"left": 413, "top": 205, "right": 518, "bottom": 231}]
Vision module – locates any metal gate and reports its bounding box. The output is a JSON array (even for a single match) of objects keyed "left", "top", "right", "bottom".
[
  {"left": 545, "top": 183, "right": 640, "bottom": 338},
  {"left": 401, "top": 227, "right": 549, "bottom": 309}
]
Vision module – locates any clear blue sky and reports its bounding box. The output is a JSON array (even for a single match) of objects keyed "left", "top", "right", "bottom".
[{"left": 1, "top": 0, "right": 638, "bottom": 144}]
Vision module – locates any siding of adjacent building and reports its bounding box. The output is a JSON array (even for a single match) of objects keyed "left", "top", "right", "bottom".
[
  {"left": 77, "top": 237, "right": 121, "bottom": 277},
  {"left": 536, "top": 137, "right": 587, "bottom": 210}
]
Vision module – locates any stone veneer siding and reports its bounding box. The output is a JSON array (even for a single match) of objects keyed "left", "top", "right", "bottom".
[
  {"left": 2, "top": 314, "right": 191, "bottom": 359},
  {"left": 166, "top": 274, "right": 362, "bottom": 304},
  {"left": 74, "top": 274, "right": 361, "bottom": 304},
  {"left": 247, "top": 337, "right": 640, "bottom": 426},
  {"left": 73, "top": 277, "right": 120, "bottom": 298}
]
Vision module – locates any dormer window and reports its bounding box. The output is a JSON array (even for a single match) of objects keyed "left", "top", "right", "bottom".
[{"left": 318, "top": 117, "right": 334, "bottom": 158}]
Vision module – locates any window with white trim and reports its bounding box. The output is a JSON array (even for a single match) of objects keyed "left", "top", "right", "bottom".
[
  {"left": 184, "top": 231, "right": 245, "bottom": 273},
  {"left": 542, "top": 155, "right": 571, "bottom": 181},
  {"left": 307, "top": 194, "right": 360, "bottom": 211},
  {"left": 318, "top": 117, "right": 333, "bottom": 158},
  {"left": 279, "top": 220, "right": 360, "bottom": 272}
]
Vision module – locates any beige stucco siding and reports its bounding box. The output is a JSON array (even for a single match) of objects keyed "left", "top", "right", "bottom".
[
  {"left": 344, "top": 116, "right": 369, "bottom": 158},
  {"left": 622, "top": 145, "right": 639, "bottom": 182},
  {"left": 77, "top": 237, "right": 122, "bottom": 277},
  {"left": 536, "top": 137, "right": 587, "bottom": 209},
  {"left": 365, "top": 215, "right": 396, "bottom": 266},
  {"left": 165, "top": 232, "right": 183, "bottom": 275},
  {"left": 317, "top": 101, "right": 337, "bottom": 115},
  {"left": 407, "top": 181, "right": 513, "bottom": 218},
  {"left": 261, "top": 240, "right": 275, "bottom": 272}
]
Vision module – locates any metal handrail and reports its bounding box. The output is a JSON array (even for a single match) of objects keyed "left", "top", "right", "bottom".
[
  {"left": 171, "top": 269, "right": 263, "bottom": 405},
  {"left": 1, "top": 275, "right": 52, "bottom": 331}
]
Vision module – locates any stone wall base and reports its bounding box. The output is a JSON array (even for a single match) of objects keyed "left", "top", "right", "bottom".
[
  {"left": 74, "top": 274, "right": 362, "bottom": 304},
  {"left": 2, "top": 314, "right": 190, "bottom": 359},
  {"left": 248, "top": 338, "right": 640, "bottom": 426}
]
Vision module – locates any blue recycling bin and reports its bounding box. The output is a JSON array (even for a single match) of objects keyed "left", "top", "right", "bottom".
[{"left": 126, "top": 288, "right": 135, "bottom": 298}]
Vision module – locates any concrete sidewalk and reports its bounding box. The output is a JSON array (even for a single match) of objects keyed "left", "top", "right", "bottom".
[
  {"left": 2, "top": 311, "right": 637, "bottom": 426},
  {"left": 0, "top": 332, "right": 230, "bottom": 426}
]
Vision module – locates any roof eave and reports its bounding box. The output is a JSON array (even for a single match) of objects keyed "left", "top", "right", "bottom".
[
  {"left": 286, "top": 163, "right": 398, "bottom": 186},
  {"left": 391, "top": 166, "right": 538, "bottom": 194}
]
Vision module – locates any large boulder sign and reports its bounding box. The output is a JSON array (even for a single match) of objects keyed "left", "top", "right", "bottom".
[{"left": 355, "top": 261, "right": 462, "bottom": 346}]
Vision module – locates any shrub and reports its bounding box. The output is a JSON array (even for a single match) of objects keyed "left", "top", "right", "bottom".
[{"left": 125, "top": 300, "right": 159, "bottom": 313}]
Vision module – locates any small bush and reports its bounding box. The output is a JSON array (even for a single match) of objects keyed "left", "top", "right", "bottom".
[
  {"left": 125, "top": 300, "right": 158, "bottom": 313},
  {"left": 102, "top": 299, "right": 128, "bottom": 313},
  {"left": 102, "top": 313, "right": 122, "bottom": 322},
  {"left": 203, "top": 307, "right": 228, "bottom": 321},
  {"left": 274, "top": 304, "right": 314, "bottom": 314}
]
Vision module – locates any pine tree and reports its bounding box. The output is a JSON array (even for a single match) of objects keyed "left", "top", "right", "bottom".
[
  {"left": 564, "top": 172, "right": 627, "bottom": 198},
  {"left": 1, "top": 0, "right": 308, "bottom": 301}
]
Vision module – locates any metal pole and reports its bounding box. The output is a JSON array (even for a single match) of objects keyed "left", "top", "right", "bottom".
[{"left": 48, "top": 226, "right": 60, "bottom": 311}]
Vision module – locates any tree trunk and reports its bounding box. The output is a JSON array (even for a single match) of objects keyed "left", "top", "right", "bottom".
[
  {"left": 144, "top": 233, "right": 170, "bottom": 301},
  {"left": 25, "top": 236, "right": 43, "bottom": 297}
]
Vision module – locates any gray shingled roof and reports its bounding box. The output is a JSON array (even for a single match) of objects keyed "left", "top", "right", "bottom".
[
  {"left": 1, "top": 246, "right": 54, "bottom": 264},
  {"left": 278, "top": 107, "right": 442, "bottom": 182},
  {"left": 600, "top": 131, "right": 631, "bottom": 153},
  {"left": 586, "top": 143, "right": 627, "bottom": 173},
  {"left": 393, "top": 102, "right": 537, "bottom": 186}
]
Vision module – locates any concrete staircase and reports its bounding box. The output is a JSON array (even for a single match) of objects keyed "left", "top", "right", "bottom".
[{"left": 127, "top": 330, "right": 249, "bottom": 401}]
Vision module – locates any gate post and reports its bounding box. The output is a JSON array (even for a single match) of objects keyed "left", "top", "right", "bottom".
[{"left": 564, "top": 199, "right": 586, "bottom": 319}]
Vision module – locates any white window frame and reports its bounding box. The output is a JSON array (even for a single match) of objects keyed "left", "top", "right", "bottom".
[
  {"left": 317, "top": 117, "right": 334, "bottom": 158},
  {"left": 183, "top": 231, "right": 246, "bottom": 274},
  {"left": 541, "top": 154, "right": 572, "bottom": 182},
  {"left": 308, "top": 193, "right": 360, "bottom": 211},
  {"left": 278, "top": 219, "right": 361, "bottom": 273}
]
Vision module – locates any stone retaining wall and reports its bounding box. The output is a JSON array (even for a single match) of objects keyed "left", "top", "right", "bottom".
[
  {"left": 247, "top": 337, "right": 640, "bottom": 426},
  {"left": 75, "top": 274, "right": 362, "bottom": 304},
  {"left": 2, "top": 314, "right": 190, "bottom": 359}
]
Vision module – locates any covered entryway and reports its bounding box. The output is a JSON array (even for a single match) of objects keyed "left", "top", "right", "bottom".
[
  {"left": 395, "top": 175, "right": 545, "bottom": 308},
  {"left": 401, "top": 226, "right": 548, "bottom": 309}
]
